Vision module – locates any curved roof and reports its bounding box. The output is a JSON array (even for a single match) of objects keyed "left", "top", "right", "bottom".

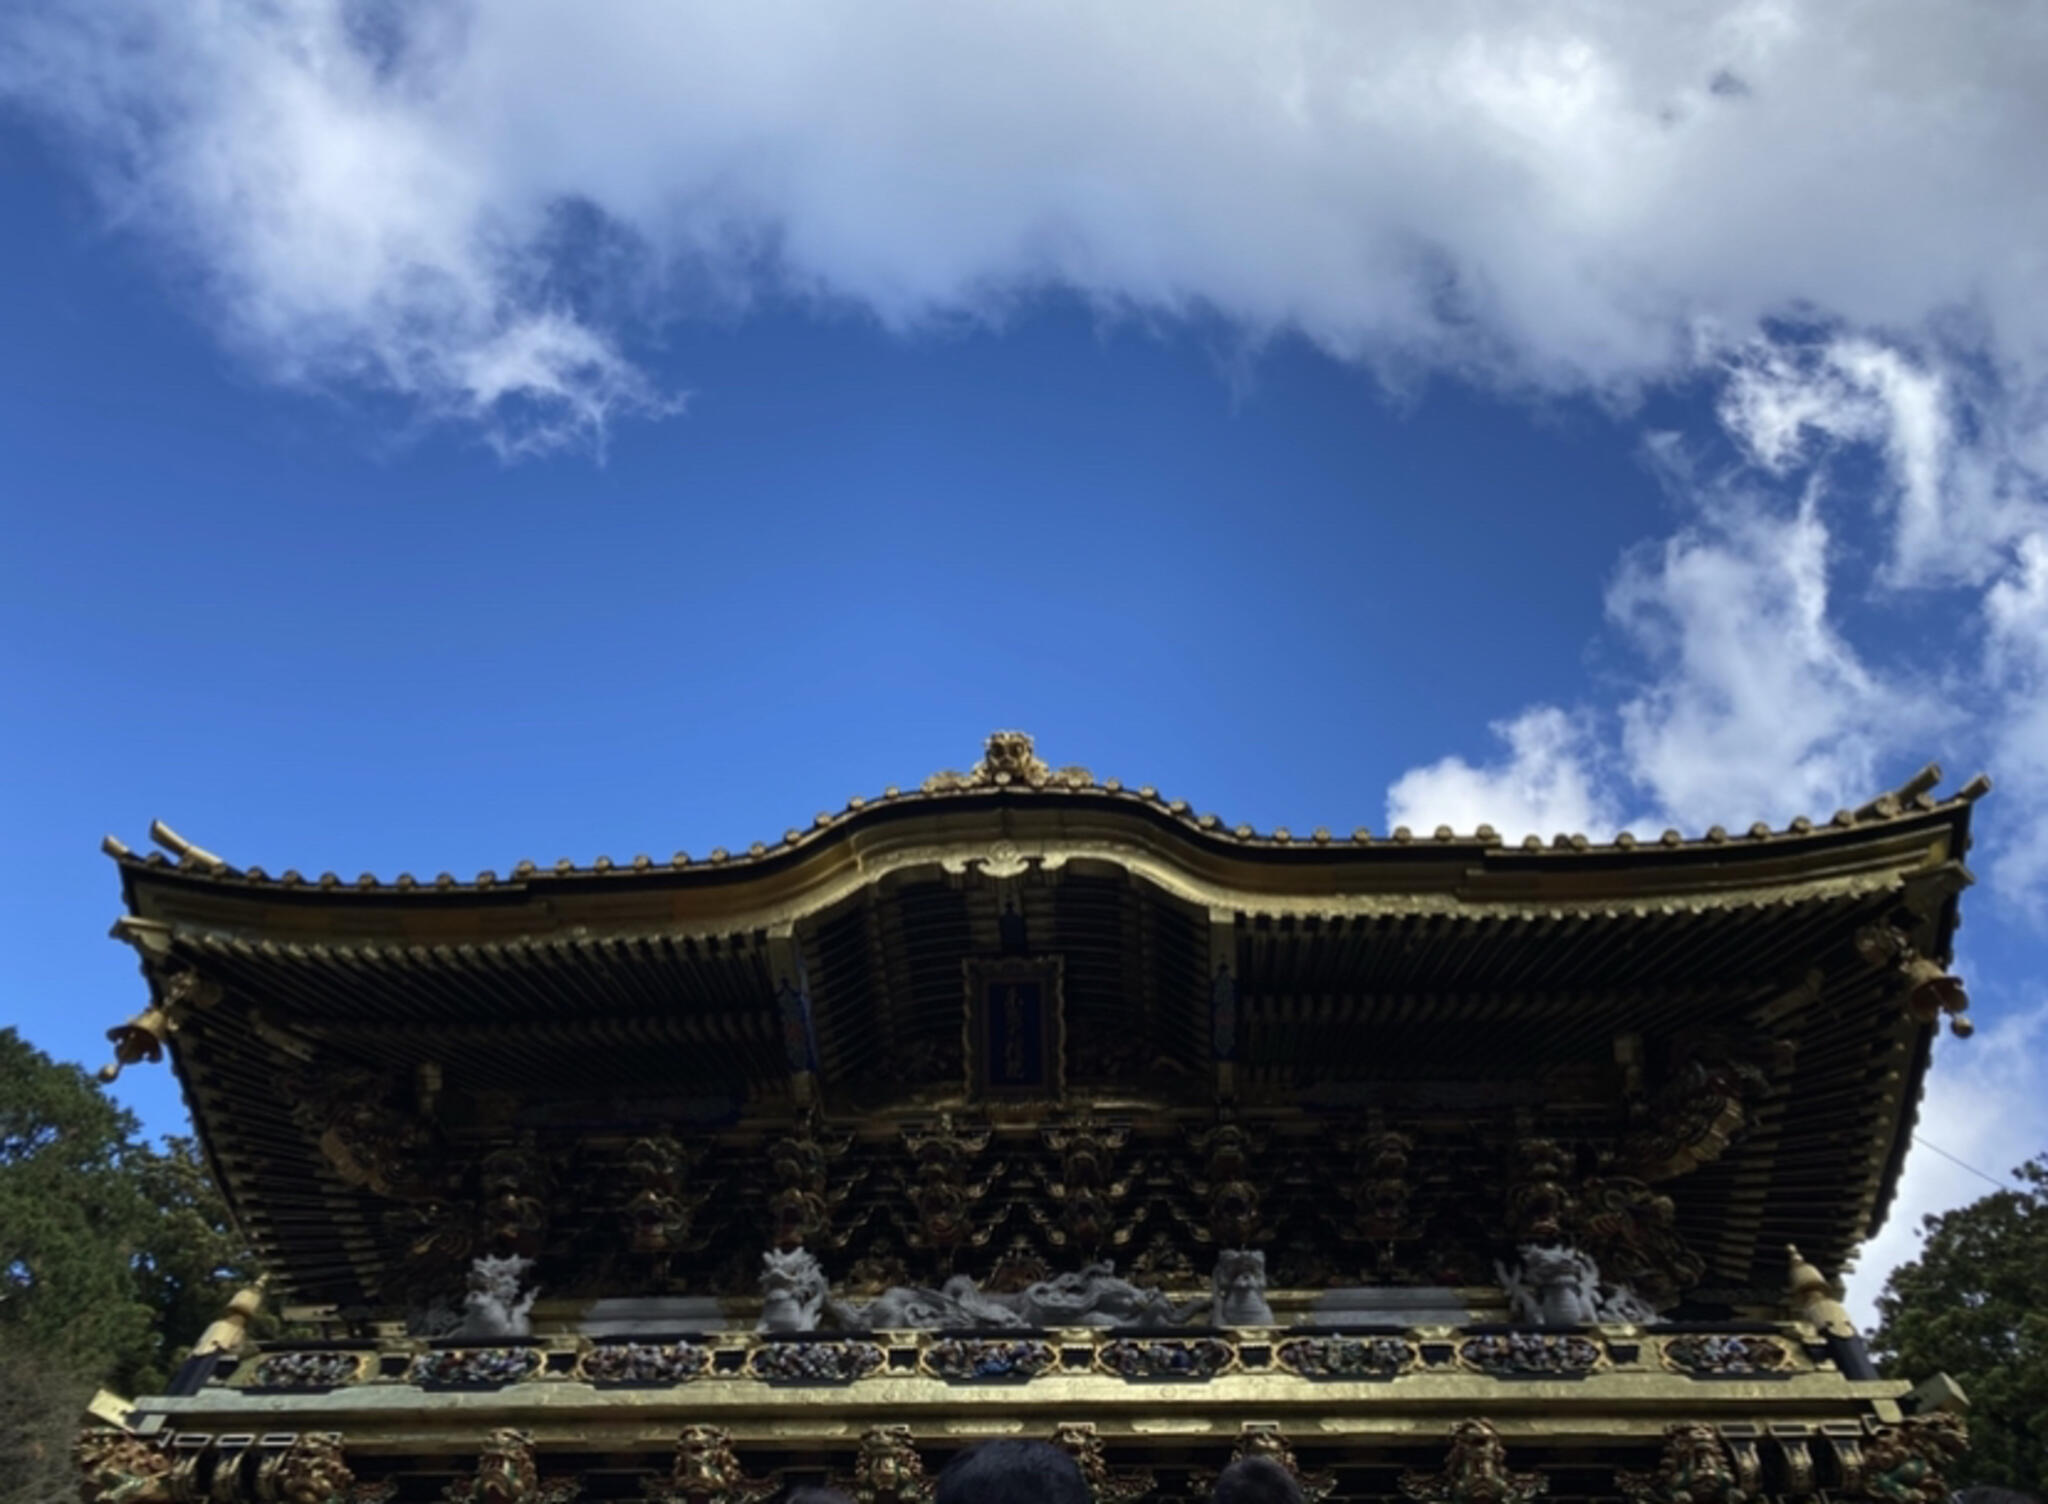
[
  {"left": 105, "top": 730, "right": 1987, "bottom": 919},
  {"left": 101, "top": 733, "right": 1987, "bottom": 1310}
]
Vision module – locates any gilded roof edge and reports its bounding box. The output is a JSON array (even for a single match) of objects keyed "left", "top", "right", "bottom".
[{"left": 102, "top": 730, "right": 1986, "bottom": 899}]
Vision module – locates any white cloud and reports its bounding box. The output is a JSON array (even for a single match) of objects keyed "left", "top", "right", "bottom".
[
  {"left": 1984, "top": 531, "right": 2048, "bottom": 909},
  {"left": 5, "top": 1, "right": 2048, "bottom": 451},
  {"left": 1386, "top": 706, "right": 1621, "bottom": 841},
  {"left": 1608, "top": 484, "right": 1936, "bottom": 828},
  {"left": 1844, "top": 997, "right": 2048, "bottom": 1331}
]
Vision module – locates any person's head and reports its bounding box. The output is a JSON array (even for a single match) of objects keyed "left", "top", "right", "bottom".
[
  {"left": 935, "top": 1441, "right": 1090, "bottom": 1504},
  {"left": 1213, "top": 1456, "right": 1305, "bottom": 1504}
]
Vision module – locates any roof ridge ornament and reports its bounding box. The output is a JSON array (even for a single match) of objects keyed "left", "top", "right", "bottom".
[{"left": 923, "top": 731, "right": 1092, "bottom": 794}]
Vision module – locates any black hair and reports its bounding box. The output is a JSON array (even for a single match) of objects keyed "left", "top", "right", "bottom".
[
  {"left": 1953, "top": 1491, "right": 2038, "bottom": 1504},
  {"left": 935, "top": 1440, "right": 1091, "bottom": 1504},
  {"left": 1214, "top": 1456, "right": 1306, "bottom": 1504},
  {"left": 785, "top": 1490, "right": 857, "bottom": 1504}
]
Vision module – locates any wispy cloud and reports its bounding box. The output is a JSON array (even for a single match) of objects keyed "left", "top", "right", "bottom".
[{"left": 4, "top": 2, "right": 2047, "bottom": 453}]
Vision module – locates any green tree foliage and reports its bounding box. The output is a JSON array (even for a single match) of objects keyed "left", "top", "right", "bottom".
[
  {"left": 0, "top": 1028, "right": 154, "bottom": 1375},
  {"left": 0, "top": 1028, "right": 261, "bottom": 1501},
  {"left": 1870, "top": 1154, "right": 2048, "bottom": 1496}
]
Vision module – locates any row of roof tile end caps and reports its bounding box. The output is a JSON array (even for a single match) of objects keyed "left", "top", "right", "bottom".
[{"left": 102, "top": 765, "right": 1989, "bottom": 896}]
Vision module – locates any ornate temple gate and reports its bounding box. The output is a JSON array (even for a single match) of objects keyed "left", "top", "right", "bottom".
[{"left": 80, "top": 736, "right": 1981, "bottom": 1503}]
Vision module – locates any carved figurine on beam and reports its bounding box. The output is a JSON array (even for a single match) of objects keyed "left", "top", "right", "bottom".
[
  {"left": 1856, "top": 923, "right": 1974, "bottom": 1039},
  {"left": 99, "top": 964, "right": 222, "bottom": 1083},
  {"left": 622, "top": 1134, "right": 714, "bottom": 1260},
  {"left": 1495, "top": 1138, "right": 1663, "bottom": 1326},
  {"left": 1338, "top": 1127, "right": 1423, "bottom": 1248},
  {"left": 1209, "top": 1247, "right": 1276, "bottom": 1325},
  {"left": 256, "top": 1432, "right": 396, "bottom": 1504},
  {"left": 651, "top": 1427, "right": 776, "bottom": 1504},
  {"left": 897, "top": 1113, "right": 1002, "bottom": 1264},
  {"left": 442, "top": 1429, "right": 579, "bottom": 1504},
  {"left": 1034, "top": 1114, "right": 1136, "bottom": 1254},
  {"left": 1571, "top": 1177, "right": 1704, "bottom": 1312},
  {"left": 478, "top": 1140, "right": 551, "bottom": 1259},
  {"left": 767, "top": 1111, "right": 863, "bottom": 1253},
  {"left": 292, "top": 1066, "right": 442, "bottom": 1202},
  {"left": 1399, "top": 1420, "right": 1547, "bottom": 1504},
  {"left": 758, "top": 1246, "right": 831, "bottom": 1332},
  {"left": 1615, "top": 1033, "right": 1790, "bottom": 1183},
  {"left": 74, "top": 1431, "right": 174, "bottom": 1504},
  {"left": 1616, "top": 1424, "right": 1749, "bottom": 1504},
  {"left": 1854, "top": 1415, "right": 1968, "bottom": 1504},
  {"left": 1051, "top": 1423, "right": 1156, "bottom": 1504},
  {"left": 1186, "top": 1118, "right": 1268, "bottom": 1249},
  {"left": 1212, "top": 1426, "right": 1336, "bottom": 1504},
  {"left": 847, "top": 1427, "right": 934, "bottom": 1504}
]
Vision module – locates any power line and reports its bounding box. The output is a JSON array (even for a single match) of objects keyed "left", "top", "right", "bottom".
[{"left": 1911, "top": 1134, "right": 2011, "bottom": 1193}]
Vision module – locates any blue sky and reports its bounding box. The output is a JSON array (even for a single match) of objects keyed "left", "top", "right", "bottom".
[{"left": 3, "top": 1, "right": 2045, "bottom": 1322}]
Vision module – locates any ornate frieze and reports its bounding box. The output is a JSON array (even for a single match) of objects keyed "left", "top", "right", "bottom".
[
  {"left": 407, "top": 1347, "right": 543, "bottom": 1388},
  {"left": 921, "top": 1336, "right": 1059, "bottom": 1382},
  {"left": 1617, "top": 1424, "right": 1749, "bottom": 1504},
  {"left": 1458, "top": 1332, "right": 1604, "bottom": 1377},
  {"left": 1400, "top": 1420, "right": 1548, "bottom": 1504},
  {"left": 1277, "top": 1334, "right": 1418, "bottom": 1380},
  {"left": 248, "top": 1351, "right": 373, "bottom": 1390},
  {"left": 1098, "top": 1336, "right": 1236, "bottom": 1380},
  {"left": 579, "top": 1342, "right": 712, "bottom": 1385},
  {"left": 747, "top": 1339, "right": 886, "bottom": 1383},
  {"left": 1660, "top": 1333, "right": 1792, "bottom": 1377}
]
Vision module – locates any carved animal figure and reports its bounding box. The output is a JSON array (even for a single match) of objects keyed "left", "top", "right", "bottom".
[
  {"left": 1211, "top": 1249, "right": 1276, "bottom": 1326},
  {"left": 758, "top": 1246, "right": 830, "bottom": 1332},
  {"left": 1496, "top": 1243, "right": 1657, "bottom": 1327},
  {"left": 1012, "top": 1261, "right": 1186, "bottom": 1326},
  {"left": 831, "top": 1261, "right": 1187, "bottom": 1330},
  {"left": 455, "top": 1254, "right": 537, "bottom": 1339}
]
